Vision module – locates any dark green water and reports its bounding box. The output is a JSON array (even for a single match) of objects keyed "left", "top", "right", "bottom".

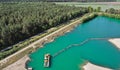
[{"left": 27, "top": 16, "right": 120, "bottom": 70}]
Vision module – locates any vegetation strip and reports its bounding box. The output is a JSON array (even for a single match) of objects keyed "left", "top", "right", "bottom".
[{"left": 0, "top": 0, "right": 118, "bottom": 2}]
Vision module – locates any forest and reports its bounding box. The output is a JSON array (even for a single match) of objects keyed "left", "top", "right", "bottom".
[{"left": 0, "top": 2, "right": 88, "bottom": 50}]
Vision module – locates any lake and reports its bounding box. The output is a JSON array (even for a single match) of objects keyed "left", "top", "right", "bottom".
[{"left": 27, "top": 16, "right": 120, "bottom": 70}]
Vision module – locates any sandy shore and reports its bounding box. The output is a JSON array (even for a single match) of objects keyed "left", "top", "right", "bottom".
[
  {"left": 109, "top": 38, "right": 120, "bottom": 50},
  {"left": 83, "top": 38, "right": 120, "bottom": 70},
  {"left": 83, "top": 62, "right": 111, "bottom": 70},
  {"left": 3, "top": 55, "right": 29, "bottom": 70}
]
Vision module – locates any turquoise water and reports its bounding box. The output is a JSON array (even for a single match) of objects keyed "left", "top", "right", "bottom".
[{"left": 27, "top": 16, "right": 120, "bottom": 70}]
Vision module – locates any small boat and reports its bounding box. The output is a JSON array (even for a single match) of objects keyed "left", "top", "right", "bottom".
[
  {"left": 44, "top": 53, "right": 51, "bottom": 67},
  {"left": 27, "top": 67, "right": 32, "bottom": 70}
]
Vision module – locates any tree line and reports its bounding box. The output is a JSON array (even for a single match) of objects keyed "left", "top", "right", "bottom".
[
  {"left": 105, "top": 8, "right": 120, "bottom": 14},
  {"left": 0, "top": 2, "right": 89, "bottom": 50},
  {"left": 101, "top": 8, "right": 120, "bottom": 19}
]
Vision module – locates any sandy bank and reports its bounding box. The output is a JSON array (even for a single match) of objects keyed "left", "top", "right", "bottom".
[
  {"left": 83, "top": 38, "right": 120, "bottom": 70},
  {"left": 3, "top": 55, "right": 29, "bottom": 70},
  {"left": 109, "top": 38, "right": 120, "bottom": 49},
  {"left": 83, "top": 62, "right": 111, "bottom": 70}
]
